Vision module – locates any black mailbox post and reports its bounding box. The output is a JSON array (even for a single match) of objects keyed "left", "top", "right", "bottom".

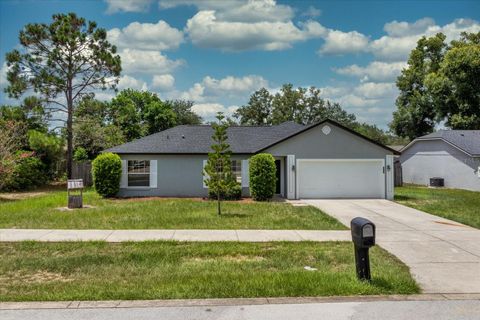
[{"left": 351, "top": 217, "right": 376, "bottom": 281}]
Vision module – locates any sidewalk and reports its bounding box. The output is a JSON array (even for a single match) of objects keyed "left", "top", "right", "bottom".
[
  {"left": 303, "top": 199, "right": 480, "bottom": 294},
  {"left": 0, "top": 229, "right": 351, "bottom": 242}
]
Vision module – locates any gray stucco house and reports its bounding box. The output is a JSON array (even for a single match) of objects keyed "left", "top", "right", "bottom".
[
  {"left": 400, "top": 130, "right": 480, "bottom": 191},
  {"left": 107, "top": 119, "right": 398, "bottom": 200}
]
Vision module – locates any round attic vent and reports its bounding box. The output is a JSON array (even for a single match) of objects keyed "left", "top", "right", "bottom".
[{"left": 322, "top": 125, "right": 331, "bottom": 135}]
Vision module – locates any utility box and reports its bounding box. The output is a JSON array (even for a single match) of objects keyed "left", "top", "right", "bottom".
[
  {"left": 351, "top": 217, "right": 376, "bottom": 281},
  {"left": 67, "top": 179, "right": 84, "bottom": 209}
]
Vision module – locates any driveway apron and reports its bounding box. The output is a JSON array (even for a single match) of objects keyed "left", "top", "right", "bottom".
[{"left": 302, "top": 199, "right": 480, "bottom": 294}]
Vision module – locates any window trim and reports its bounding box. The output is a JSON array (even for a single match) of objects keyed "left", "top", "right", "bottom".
[
  {"left": 127, "top": 160, "right": 151, "bottom": 188},
  {"left": 231, "top": 160, "right": 242, "bottom": 184}
]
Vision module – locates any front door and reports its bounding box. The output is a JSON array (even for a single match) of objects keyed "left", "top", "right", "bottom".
[{"left": 275, "top": 159, "right": 281, "bottom": 194}]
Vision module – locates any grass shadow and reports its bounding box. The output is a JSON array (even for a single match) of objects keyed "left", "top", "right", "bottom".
[{"left": 394, "top": 194, "right": 416, "bottom": 201}]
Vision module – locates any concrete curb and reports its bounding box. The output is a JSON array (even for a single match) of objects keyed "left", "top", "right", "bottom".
[{"left": 1, "top": 294, "right": 480, "bottom": 310}]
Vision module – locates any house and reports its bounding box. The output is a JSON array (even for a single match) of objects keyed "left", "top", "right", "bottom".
[
  {"left": 106, "top": 119, "right": 398, "bottom": 199},
  {"left": 400, "top": 130, "right": 480, "bottom": 191}
]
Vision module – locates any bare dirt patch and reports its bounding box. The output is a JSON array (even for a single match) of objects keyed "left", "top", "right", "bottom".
[
  {"left": 0, "top": 271, "right": 74, "bottom": 284},
  {"left": 0, "top": 191, "right": 47, "bottom": 201},
  {"left": 186, "top": 255, "right": 266, "bottom": 264}
]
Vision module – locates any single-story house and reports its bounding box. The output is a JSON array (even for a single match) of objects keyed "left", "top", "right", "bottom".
[
  {"left": 400, "top": 130, "right": 480, "bottom": 191},
  {"left": 106, "top": 119, "right": 398, "bottom": 199}
]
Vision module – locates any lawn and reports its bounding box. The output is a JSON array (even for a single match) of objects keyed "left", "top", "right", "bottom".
[
  {"left": 395, "top": 185, "right": 480, "bottom": 229},
  {"left": 0, "top": 189, "right": 345, "bottom": 230},
  {"left": 0, "top": 241, "right": 419, "bottom": 301}
]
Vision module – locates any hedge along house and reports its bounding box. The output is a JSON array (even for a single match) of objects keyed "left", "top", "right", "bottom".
[{"left": 106, "top": 119, "right": 399, "bottom": 200}]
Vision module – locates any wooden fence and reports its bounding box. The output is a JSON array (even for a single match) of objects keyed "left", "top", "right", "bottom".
[
  {"left": 72, "top": 161, "right": 93, "bottom": 186},
  {"left": 394, "top": 159, "right": 403, "bottom": 187}
]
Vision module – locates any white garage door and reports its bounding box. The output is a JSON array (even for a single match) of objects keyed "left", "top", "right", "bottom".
[{"left": 297, "top": 159, "right": 385, "bottom": 199}]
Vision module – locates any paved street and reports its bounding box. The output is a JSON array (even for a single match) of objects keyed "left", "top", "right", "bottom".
[
  {"left": 303, "top": 199, "right": 480, "bottom": 294},
  {"left": 1, "top": 298, "right": 479, "bottom": 320}
]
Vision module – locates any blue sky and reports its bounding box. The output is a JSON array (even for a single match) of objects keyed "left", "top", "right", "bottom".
[{"left": 1, "top": 0, "right": 479, "bottom": 128}]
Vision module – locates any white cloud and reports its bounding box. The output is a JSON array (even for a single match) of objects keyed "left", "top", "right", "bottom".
[
  {"left": 0, "top": 62, "right": 8, "bottom": 87},
  {"left": 151, "top": 74, "right": 175, "bottom": 91},
  {"left": 178, "top": 83, "right": 205, "bottom": 101},
  {"left": 353, "top": 82, "right": 397, "bottom": 99},
  {"left": 371, "top": 18, "right": 480, "bottom": 61},
  {"left": 160, "top": 0, "right": 294, "bottom": 23},
  {"left": 384, "top": 17, "right": 435, "bottom": 37},
  {"left": 302, "top": 6, "right": 321, "bottom": 18},
  {"left": 117, "top": 75, "right": 148, "bottom": 91},
  {"left": 335, "top": 61, "right": 406, "bottom": 82},
  {"left": 119, "top": 49, "right": 184, "bottom": 74},
  {"left": 202, "top": 75, "right": 268, "bottom": 95},
  {"left": 105, "top": 0, "right": 152, "bottom": 14},
  {"left": 185, "top": 10, "right": 318, "bottom": 51},
  {"left": 319, "top": 30, "right": 370, "bottom": 55},
  {"left": 108, "top": 20, "right": 184, "bottom": 51},
  {"left": 191, "top": 103, "right": 238, "bottom": 119}
]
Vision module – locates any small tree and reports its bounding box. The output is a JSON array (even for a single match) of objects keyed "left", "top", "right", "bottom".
[
  {"left": 249, "top": 153, "right": 276, "bottom": 201},
  {"left": 92, "top": 152, "right": 121, "bottom": 198},
  {"left": 203, "top": 112, "right": 237, "bottom": 215},
  {"left": 0, "top": 121, "right": 25, "bottom": 190}
]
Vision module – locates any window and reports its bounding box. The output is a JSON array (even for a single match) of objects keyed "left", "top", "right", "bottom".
[
  {"left": 128, "top": 160, "right": 150, "bottom": 187},
  {"left": 231, "top": 160, "right": 242, "bottom": 184}
]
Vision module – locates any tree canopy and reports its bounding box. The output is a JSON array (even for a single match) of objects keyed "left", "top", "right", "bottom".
[
  {"left": 391, "top": 31, "right": 480, "bottom": 139},
  {"left": 4, "top": 12, "right": 121, "bottom": 177}
]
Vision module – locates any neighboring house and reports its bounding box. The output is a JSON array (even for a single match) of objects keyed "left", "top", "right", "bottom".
[
  {"left": 106, "top": 119, "right": 398, "bottom": 200},
  {"left": 400, "top": 130, "right": 480, "bottom": 191}
]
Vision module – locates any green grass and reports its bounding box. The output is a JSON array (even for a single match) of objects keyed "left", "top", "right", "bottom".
[
  {"left": 0, "top": 241, "right": 419, "bottom": 301},
  {"left": 0, "top": 189, "right": 345, "bottom": 230},
  {"left": 395, "top": 185, "right": 480, "bottom": 229}
]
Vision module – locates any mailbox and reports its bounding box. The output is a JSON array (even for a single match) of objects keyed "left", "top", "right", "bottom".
[
  {"left": 350, "top": 217, "right": 376, "bottom": 281},
  {"left": 351, "top": 217, "right": 376, "bottom": 248}
]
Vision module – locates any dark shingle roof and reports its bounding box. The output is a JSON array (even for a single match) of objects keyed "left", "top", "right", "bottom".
[
  {"left": 415, "top": 130, "right": 480, "bottom": 156},
  {"left": 106, "top": 121, "right": 305, "bottom": 154}
]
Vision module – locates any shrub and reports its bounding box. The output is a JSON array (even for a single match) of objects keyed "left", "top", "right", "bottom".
[
  {"left": 249, "top": 153, "right": 276, "bottom": 201},
  {"left": 73, "top": 147, "right": 89, "bottom": 162},
  {"left": 92, "top": 152, "right": 122, "bottom": 198},
  {"left": 3, "top": 151, "right": 47, "bottom": 191},
  {"left": 208, "top": 182, "right": 242, "bottom": 200}
]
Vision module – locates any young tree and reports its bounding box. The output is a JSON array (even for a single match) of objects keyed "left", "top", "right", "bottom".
[
  {"left": 203, "top": 112, "right": 236, "bottom": 215},
  {"left": 4, "top": 13, "right": 121, "bottom": 178}
]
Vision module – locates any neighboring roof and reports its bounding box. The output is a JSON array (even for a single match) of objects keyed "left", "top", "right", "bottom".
[
  {"left": 402, "top": 130, "right": 480, "bottom": 156},
  {"left": 106, "top": 119, "right": 399, "bottom": 155}
]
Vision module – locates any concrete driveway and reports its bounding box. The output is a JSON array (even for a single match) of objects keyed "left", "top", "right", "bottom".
[{"left": 302, "top": 199, "right": 480, "bottom": 294}]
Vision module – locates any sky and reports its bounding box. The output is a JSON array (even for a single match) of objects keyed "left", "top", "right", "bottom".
[{"left": 0, "top": 0, "right": 479, "bottom": 129}]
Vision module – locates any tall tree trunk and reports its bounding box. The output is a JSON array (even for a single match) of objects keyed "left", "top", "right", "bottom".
[{"left": 66, "top": 80, "right": 73, "bottom": 179}]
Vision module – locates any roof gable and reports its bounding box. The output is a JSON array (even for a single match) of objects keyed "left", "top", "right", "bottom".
[
  {"left": 105, "top": 119, "right": 398, "bottom": 155},
  {"left": 402, "top": 130, "right": 480, "bottom": 156}
]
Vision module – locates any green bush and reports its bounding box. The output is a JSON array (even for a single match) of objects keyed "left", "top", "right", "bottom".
[
  {"left": 249, "top": 153, "right": 276, "bottom": 201},
  {"left": 208, "top": 182, "right": 242, "bottom": 200},
  {"left": 3, "top": 151, "right": 47, "bottom": 191},
  {"left": 73, "top": 147, "right": 89, "bottom": 162},
  {"left": 92, "top": 153, "right": 122, "bottom": 198}
]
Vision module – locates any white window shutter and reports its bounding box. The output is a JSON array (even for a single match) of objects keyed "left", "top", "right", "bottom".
[
  {"left": 385, "top": 155, "right": 394, "bottom": 200},
  {"left": 241, "top": 159, "right": 249, "bottom": 187},
  {"left": 203, "top": 160, "right": 208, "bottom": 188},
  {"left": 150, "top": 160, "right": 157, "bottom": 188},
  {"left": 120, "top": 160, "right": 127, "bottom": 188}
]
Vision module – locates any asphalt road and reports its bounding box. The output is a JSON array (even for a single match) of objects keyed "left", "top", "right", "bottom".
[{"left": 2, "top": 299, "right": 479, "bottom": 320}]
